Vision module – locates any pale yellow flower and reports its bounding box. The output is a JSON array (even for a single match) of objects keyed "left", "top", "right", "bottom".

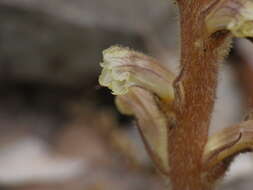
[
  {"left": 99, "top": 46, "right": 175, "bottom": 103},
  {"left": 206, "top": 0, "right": 253, "bottom": 37}
]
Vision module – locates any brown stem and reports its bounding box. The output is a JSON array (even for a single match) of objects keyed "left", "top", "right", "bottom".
[{"left": 167, "top": 1, "right": 232, "bottom": 190}]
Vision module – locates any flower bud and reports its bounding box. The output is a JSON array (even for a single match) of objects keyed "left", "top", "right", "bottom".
[
  {"left": 206, "top": 0, "right": 253, "bottom": 37},
  {"left": 203, "top": 120, "right": 253, "bottom": 169}
]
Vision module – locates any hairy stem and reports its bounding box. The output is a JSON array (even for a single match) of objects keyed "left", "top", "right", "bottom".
[{"left": 167, "top": 1, "right": 232, "bottom": 190}]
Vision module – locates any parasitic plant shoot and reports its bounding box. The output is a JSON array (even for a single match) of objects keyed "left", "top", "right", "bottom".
[{"left": 99, "top": 0, "right": 253, "bottom": 189}]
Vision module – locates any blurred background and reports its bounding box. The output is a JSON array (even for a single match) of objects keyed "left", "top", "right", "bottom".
[{"left": 0, "top": 0, "right": 252, "bottom": 190}]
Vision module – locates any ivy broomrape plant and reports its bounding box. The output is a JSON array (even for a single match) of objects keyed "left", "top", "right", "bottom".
[{"left": 98, "top": 0, "right": 253, "bottom": 190}]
